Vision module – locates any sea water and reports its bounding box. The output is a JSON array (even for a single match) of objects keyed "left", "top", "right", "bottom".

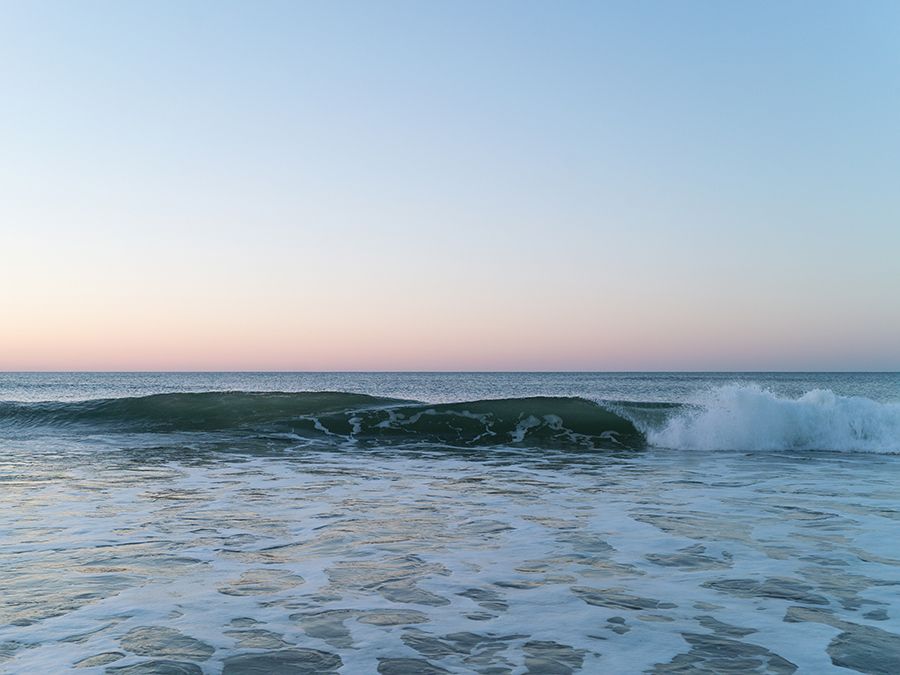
[{"left": 0, "top": 372, "right": 898, "bottom": 674}]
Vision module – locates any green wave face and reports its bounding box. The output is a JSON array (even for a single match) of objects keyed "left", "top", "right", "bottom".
[
  {"left": 0, "top": 392, "right": 645, "bottom": 450},
  {"left": 309, "top": 396, "right": 644, "bottom": 449}
]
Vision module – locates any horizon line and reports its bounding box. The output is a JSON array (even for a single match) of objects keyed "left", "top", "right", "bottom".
[{"left": 3, "top": 370, "right": 898, "bottom": 375}]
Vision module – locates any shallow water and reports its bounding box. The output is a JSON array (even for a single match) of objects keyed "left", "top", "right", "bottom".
[
  {"left": 1, "top": 373, "right": 899, "bottom": 673},
  {"left": 2, "top": 443, "right": 899, "bottom": 673}
]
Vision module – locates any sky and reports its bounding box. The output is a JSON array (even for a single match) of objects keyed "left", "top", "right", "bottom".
[{"left": 1, "top": 0, "right": 899, "bottom": 371}]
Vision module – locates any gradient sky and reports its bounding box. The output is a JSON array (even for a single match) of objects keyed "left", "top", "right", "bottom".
[{"left": 2, "top": 1, "right": 899, "bottom": 371}]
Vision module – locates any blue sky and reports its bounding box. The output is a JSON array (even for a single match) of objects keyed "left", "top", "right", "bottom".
[{"left": 2, "top": 1, "right": 899, "bottom": 370}]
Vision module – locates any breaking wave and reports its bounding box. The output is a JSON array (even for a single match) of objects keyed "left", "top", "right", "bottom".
[
  {"left": 643, "top": 385, "right": 900, "bottom": 453},
  {"left": 2, "top": 386, "right": 897, "bottom": 453}
]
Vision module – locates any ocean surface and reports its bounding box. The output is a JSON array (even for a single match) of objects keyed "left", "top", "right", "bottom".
[{"left": 1, "top": 372, "right": 899, "bottom": 674}]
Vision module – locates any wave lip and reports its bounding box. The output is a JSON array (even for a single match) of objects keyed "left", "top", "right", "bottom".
[
  {"left": 0, "top": 392, "right": 643, "bottom": 450},
  {"left": 645, "top": 385, "right": 900, "bottom": 453}
]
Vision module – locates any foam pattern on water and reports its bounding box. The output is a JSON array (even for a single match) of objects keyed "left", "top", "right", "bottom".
[{"left": 1, "top": 440, "right": 899, "bottom": 674}]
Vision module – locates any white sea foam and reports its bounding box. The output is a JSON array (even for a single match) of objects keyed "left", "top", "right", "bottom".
[
  {"left": 646, "top": 385, "right": 900, "bottom": 453},
  {"left": 1, "top": 438, "right": 899, "bottom": 673}
]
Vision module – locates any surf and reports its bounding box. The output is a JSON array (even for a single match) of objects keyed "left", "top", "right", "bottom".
[
  {"left": 2, "top": 386, "right": 897, "bottom": 453},
  {"left": 639, "top": 384, "right": 900, "bottom": 454}
]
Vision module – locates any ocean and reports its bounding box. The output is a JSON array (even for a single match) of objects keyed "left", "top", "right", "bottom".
[{"left": 1, "top": 372, "right": 898, "bottom": 674}]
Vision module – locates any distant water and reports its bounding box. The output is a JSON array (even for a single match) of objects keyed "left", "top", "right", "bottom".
[{"left": 1, "top": 373, "right": 899, "bottom": 673}]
